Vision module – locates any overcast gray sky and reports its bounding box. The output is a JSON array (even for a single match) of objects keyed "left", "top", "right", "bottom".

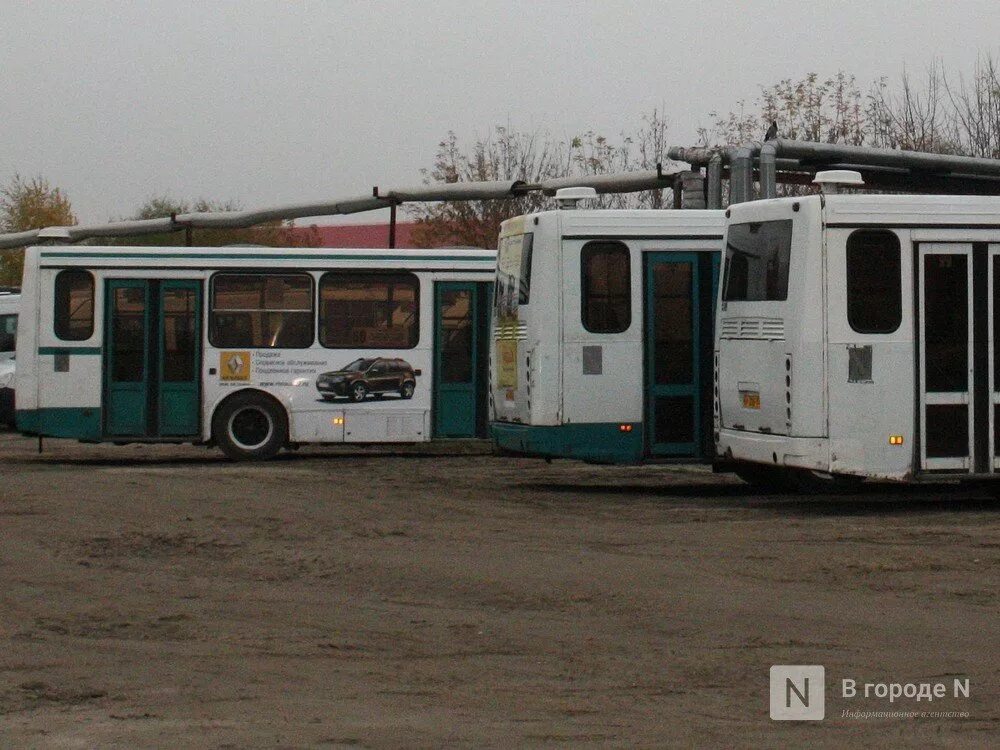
[{"left": 1, "top": 0, "right": 997, "bottom": 224}]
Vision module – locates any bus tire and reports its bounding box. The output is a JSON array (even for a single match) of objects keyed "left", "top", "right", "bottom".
[
  {"left": 348, "top": 382, "right": 368, "bottom": 402},
  {"left": 213, "top": 391, "right": 287, "bottom": 461}
]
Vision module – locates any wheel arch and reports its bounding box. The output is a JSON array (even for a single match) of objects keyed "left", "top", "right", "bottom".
[{"left": 208, "top": 388, "right": 290, "bottom": 445}]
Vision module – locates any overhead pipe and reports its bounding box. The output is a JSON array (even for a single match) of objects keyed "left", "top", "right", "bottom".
[
  {"left": 0, "top": 169, "right": 690, "bottom": 249},
  {"left": 535, "top": 166, "right": 684, "bottom": 196},
  {"left": 758, "top": 141, "right": 778, "bottom": 199},
  {"left": 771, "top": 139, "right": 1000, "bottom": 179},
  {"left": 706, "top": 150, "right": 723, "bottom": 209},
  {"left": 728, "top": 145, "right": 755, "bottom": 205}
]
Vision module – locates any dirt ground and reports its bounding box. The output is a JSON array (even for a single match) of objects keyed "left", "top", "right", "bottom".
[{"left": 0, "top": 432, "right": 997, "bottom": 748}]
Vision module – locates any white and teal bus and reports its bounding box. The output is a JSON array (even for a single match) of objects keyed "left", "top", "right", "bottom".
[
  {"left": 490, "top": 198, "right": 726, "bottom": 463},
  {"left": 15, "top": 245, "right": 494, "bottom": 459},
  {"left": 716, "top": 182, "right": 1000, "bottom": 486},
  {"left": 0, "top": 289, "right": 19, "bottom": 425}
]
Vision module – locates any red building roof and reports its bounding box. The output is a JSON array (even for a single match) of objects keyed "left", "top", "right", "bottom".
[{"left": 286, "top": 222, "right": 420, "bottom": 248}]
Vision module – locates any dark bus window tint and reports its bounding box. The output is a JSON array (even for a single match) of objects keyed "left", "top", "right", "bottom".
[
  {"left": 440, "top": 289, "right": 473, "bottom": 383},
  {"left": 723, "top": 220, "right": 793, "bottom": 301},
  {"left": 162, "top": 287, "right": 197, "bottom": 382},
  {"left": 581, "top": 242, "right": 631, "bottom": 333},
  {"left": 54, "top": 270, "right": 95, "bottom": 341},
  {"left": 518, "top": 233, "right": 533, "bottom": 304},
  {"left": 924, "top": 254, "right": 968, "bottom": 393},
  {"left": 210, "top": 274, "right": 313, "bottom": 348},
  {"left": 994, "top": 258, "right": 1000, "bottom": 400},
  {"left": 0, "top": 314, "right": 16, "bottom": 353},
  {"left": 846, "top": 230, "right": 902, "bottom": 334},
  {"left": 319, "top": 272, "right": 419, "bottom": 348},
  {"left": 111, "top": 286, "right": 146, "bottom": 382}
]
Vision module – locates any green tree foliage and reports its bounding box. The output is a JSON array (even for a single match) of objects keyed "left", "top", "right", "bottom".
[{"left": 0, "top": 174, "right": 77, "bottom": 286}]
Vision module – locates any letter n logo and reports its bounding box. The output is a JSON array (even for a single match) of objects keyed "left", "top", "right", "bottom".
[{"left": 770, "top": 665, "right": 825, "bottom": 720}]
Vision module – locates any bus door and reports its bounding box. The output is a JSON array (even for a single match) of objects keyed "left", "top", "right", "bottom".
[
  {"left": 918, "top": 244, "right": 976, "bottom": 472},
  {"left": 433, "top": 281, "right": 491, "bottom": 438},
  {"left": 104, "top": 279, "right": 201, "bottom": 438},
  {"left": 643, "top": 252, "right": 719, "bottom": 458}
]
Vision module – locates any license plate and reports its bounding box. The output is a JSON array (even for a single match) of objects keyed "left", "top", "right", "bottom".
[{"left": 741, "top": 391, "right": 761, "bottom": 409}]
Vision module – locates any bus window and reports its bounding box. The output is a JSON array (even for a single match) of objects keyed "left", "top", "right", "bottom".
[
  {"left": 723, "top": 220, "right": 792, "bottom": 301},
  {"left": 210, "top": 273, "right": 313, "bottom": 348},
  {"left": 846, "top": 230, "right": 902, "bottom": 334},
  {"left": 495, "top": 232, "right": 533, "bottom": 320},
  {"left": 54, "top": 270, "right": 95, "bottom": 341},
  {"left": 319, "top": 272, "right": 419, "bottom": 349},
  {"left": 0, "top": 314, "right": 15, "bottom": 352},
  {"left": 581, "top": 241, "right": 631, "bottom": 333}
]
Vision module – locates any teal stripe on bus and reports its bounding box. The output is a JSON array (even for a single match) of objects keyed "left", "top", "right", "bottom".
[
  {"left": 39, "top": 251, "right": 495, "bottom": 263},
  {"left": 16, "top": 407, "right": 102, "bottom": 440},
  {"left": 490, "top": 422, "right": 645, "bottom": 464},
  {"left": 39, "top": 346, "right": 102, "bottom": 355}
]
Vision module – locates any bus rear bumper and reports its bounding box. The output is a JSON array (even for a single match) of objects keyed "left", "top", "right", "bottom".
[
  {"left": 716, "top": 428, "right": 828, "bottom": 472},
  {"left": 490, "top": 421, "right": 644, "bottom": 464}
]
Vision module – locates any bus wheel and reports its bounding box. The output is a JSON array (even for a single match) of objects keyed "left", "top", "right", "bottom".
[
  {"left": 213, "top": 392, "right": 287, "bottom": 461},
  {"left": 349, "top": 382, "right": 368, "bottom": 402},
  {"left": 399, "top": 381, "right": 415, "bottom": 399}
]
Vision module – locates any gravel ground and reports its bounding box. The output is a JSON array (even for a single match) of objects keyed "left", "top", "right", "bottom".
[{"left": 0, "top": 432, "right": 997, "bottom": 748}]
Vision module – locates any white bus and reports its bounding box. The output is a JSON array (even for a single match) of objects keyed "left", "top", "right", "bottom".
[
  {"left": 0, "top": 289, "right": 19, "bottom": 424},
  {"left": 715, "top": 186, "right": 1000, "bottom": 485},
  {"left": 15, "top": 246, "right": 495, "bottom": 459},
  {"left": 490, "top": 203, "right": 725, "bottom": 463}
]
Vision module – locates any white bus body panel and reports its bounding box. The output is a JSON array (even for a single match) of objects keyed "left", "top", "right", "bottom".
[
  {"left": 492, "top": 208, "right": 725, "bottom": 463},
  {"left": 718, "top": 194, "right": 1000, "bottom": 481},
  {"left": 16, "top": 246, "right": 493, "bottom": 445}
]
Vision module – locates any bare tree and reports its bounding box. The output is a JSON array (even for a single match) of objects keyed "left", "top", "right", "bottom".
[
  {"left": 409, "top": 127, "right": 570, "bottom": 249},
  {"left": 945, "top": 53, "right": 1000, "bottom": 158},
  {"left": 700, "top": 72, "right": 866, "bottom": 148},
  {"left": 411, "top": 112, "right": 672, "bottom": 248},
  {"left": 867, "top": 64, "right": 959, "bottom": 153}
]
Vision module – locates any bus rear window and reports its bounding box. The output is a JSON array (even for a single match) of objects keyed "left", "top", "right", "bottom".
[{"left": 723, "top": 220, "right": 793, "bottom": 301}]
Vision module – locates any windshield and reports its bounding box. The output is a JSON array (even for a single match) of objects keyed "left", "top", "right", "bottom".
[
  {"left": 0, "top": 314, "right": 16, "bottom": 353},
  {"left": 342, "top": 358, "right": 374, "bottom": 372},
  {"left": 495, "top": 232, "right": 533, "bottom": 321},
  {"left": 723, "top": 220, "right": 792, "bottom": 302}
]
